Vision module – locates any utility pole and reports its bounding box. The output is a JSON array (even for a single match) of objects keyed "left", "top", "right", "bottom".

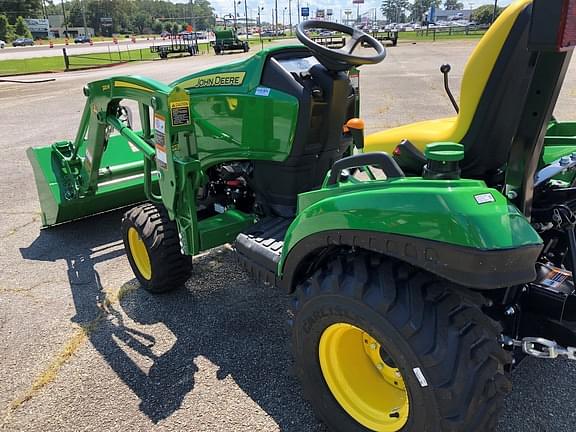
[
  {"left": 189, "top": 0, "right": 193, "bottom": 29},
  {"left": 190, "top": 0, "right": 198, "bottom": 47},
  {"left": 233, "top": 0, "right": 238, "bottom": 28},
  {"left": 289, "top": 0, "right": 292, "bottom": 34},
  {"left": 244, "top": 0, "right": 249, "bottom": 40},
  {"left": 41, "top": 0, "right": 47, "bottom": 20},
  {"left": 297, "top": 0, "right": 300, "bottom": 24},
  {"left": 81, "top": 0, "right": 88, "bottom": 36},
  {"left": 492, "top": 0, "right": 498, "bottom": 24},
  {"left": 275, "top": 0, "right": 278, "bottom": 35},
  {"left": 60, "top": 0, "right": 69, "bottom": 37}
]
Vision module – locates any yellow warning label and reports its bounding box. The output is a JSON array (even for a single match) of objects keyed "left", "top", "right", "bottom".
[
  {"left": 170, "top": 100, "right": 190, "bottom": 126},
  {"left": 170, "top": 101, "right": 189, "bottom": 109},
  {"left": 179, "top": 72, "right": 246, "bottom": 89}
]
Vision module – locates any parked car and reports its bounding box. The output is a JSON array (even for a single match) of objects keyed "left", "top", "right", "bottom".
[
  {"left": 0, "top": 40, "right": 5, "bottom": 48},
  {"left": 160, "top": 31, "right": 171, "bottom": 38},
  {"left": 12, "top": 38, "right": 34, "bottom": 47},
  {"left": 74, "top": 35, "right": 92, "bottom": 44}
]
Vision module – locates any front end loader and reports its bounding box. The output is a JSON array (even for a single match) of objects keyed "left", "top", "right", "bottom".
[{"left": 26, "top": 0, "right": 576, "bottom": 430}]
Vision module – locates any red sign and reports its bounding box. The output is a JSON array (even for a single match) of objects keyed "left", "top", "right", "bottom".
[{"left": 187, "top": 25, "right": 193, "bottom": 32}]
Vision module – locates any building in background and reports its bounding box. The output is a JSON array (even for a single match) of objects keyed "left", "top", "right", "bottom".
[
  {"left": 433, "top": 9, "right": 473, "bottom": 22},
  {"left": 24, "top": 18, "right": 50, "bottom": 38}
]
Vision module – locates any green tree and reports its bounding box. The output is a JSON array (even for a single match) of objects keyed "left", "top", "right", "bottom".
[
  {"left": 132, "top": 12, "right": 150, "bottom": 34},
  {"left": 152, "top": 20, "right": 163, "bottom": 34},
  {"left": 381, "top": 0, "right": 409, "bottom": 23},
  {"left": 0, "top": 13, "right": 9, "bottom": 40},
  {"left": 0, "top": 0, "right": 42, "bottom": 24},
  {"left": 410, "top": 0, "right": 441, "bottom": 22},
  {"left": 164, "top": 21, "right": 173, "bottom": 32},
  {"left": 40, "top": 0, "right": 216, "bottom": 36},
  {"left": 14, "top": 15, "right": 32, "bottom": 37},
  {"left": 172, "top": 22, "right": 180, "bottom": 34},
  {"left": 444, "top": 0, "right": 463, "bottom": 10},
  {"left": 472, "top": 4, "right": 503, "bottom": 25}
]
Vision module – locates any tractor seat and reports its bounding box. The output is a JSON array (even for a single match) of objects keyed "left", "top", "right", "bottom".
[{"left": 365, "top": 0, "right": 534, "bottom": 178}]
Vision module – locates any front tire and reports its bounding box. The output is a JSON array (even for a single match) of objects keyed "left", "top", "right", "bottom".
[
  {"left": 291, "top": 254, "right": 511, "bottom": 432},
  {"left": 122, "top": 203, "right": 192, "bottom": 293}
]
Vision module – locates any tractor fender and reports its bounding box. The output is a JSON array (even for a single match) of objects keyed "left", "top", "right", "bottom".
[
  {"left": 278, "top": 229, "right": 542, "bottom": 293},
  {"left": 278, "top": 179, "right": 543, "bottom": 292}
]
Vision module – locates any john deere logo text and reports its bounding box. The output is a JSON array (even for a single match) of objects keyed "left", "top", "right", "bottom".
[{"left": 181, "top": 72, "right": 246, "bottom": 89}]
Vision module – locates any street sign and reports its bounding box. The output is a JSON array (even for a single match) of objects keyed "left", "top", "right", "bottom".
[
  {"left": 316, "top": 9, "right": 325, "bottom": 18},
  {"left": 352, "top": 0, "right": 364, "bottom": 4},
  {"left": 327, "top": 9, "right": 333, "bottom": 16},
  {"left": 430, "top": 5, "right": 436, "bottom": 22},
  {"left": 301, "top": 7, "right": 310, "bottom": 17},
  {"left": 24, "top": 19, "right": 49, "bottom": 33}
]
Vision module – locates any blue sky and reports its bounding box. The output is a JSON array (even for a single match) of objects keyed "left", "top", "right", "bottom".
[{"left": 173, "top": 0, "right": 513, "bottom": 22}]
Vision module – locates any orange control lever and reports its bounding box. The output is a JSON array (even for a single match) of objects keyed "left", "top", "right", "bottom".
[{"left": 345, "top": 118, "right": 365, "bottom": 149}]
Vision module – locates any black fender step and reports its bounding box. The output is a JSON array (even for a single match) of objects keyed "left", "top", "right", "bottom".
[{"left": 234, "top": 217, "right": 293, "bottom": 285}]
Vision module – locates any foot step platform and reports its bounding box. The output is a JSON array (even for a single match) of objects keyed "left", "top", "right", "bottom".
[{"left": 234, "top": 217, "right": 293, "bottom": 285}]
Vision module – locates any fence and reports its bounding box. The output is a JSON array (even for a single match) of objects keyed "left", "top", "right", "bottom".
[
  {"left": 62, "top": 41, "right": 213, "bottom": 71},
  {"left": 413, "top": 24, "right": 490, "bottom": 41}
]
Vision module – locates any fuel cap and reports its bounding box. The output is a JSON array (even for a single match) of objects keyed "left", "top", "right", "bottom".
[{"left": 425, "top": 142, "right": 464, "bottom": 162}]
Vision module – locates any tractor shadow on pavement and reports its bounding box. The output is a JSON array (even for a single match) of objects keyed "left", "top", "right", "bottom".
[{"left": 20, "top": 210, "right": 325, "bottom": 430}]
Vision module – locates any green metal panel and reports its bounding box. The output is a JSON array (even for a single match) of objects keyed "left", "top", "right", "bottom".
[
  {"left": 279, "top": 177, "right": 543, "bottom": 274},
  {"left": 171, "top": 45, "right": 303, "bottom": 93},
  {"left": 540, "top": 121, "right": 576, "bottom": 182},
  {"left": 543, "top": 121, "right": 576, "bottom": 153},
  {"left": 197, "top": 210, "right": 255, "bottom": 251},
  {"left": 190, "top": 90, "right": 297, "bottom": 167}
]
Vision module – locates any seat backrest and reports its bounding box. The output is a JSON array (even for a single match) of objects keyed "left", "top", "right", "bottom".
[{"left": 456, "top": 0, "right": 535, "bottom": 176}]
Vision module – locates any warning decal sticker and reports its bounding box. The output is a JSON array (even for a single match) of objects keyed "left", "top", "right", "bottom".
[
  {"left": 170, "top": 100, "right": 191, "bottom": 127},
  {"left": 154, "top": 114, "right": 167, "bottom": 169}
]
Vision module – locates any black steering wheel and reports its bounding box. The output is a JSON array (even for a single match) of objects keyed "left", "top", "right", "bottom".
[{"left": 296, "top": 20, "right": 386, "bottom": 72}]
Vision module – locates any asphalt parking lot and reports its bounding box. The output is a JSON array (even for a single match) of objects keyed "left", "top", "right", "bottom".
[{"left": 1, "top": 39, "right": 576, "bottom": 431}]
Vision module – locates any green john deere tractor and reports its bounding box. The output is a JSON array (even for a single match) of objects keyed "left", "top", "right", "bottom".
[
  {"left": 212, "top": 27, "right": 249, "bottom": 55},
  {"left": 26, "top": 0, "right": 576, "bottom": 430}
]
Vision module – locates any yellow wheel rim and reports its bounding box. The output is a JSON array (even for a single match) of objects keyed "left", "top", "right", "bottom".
[
  {"left": 127, "top": 227, "right": 152, "bottom": 280},
  {"left": 319, "top": 323, "right": 409, "bottom": 432}
]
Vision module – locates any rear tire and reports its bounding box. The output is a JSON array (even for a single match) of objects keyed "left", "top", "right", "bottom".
[
  {"left": 291, "top": 254, "right": 511, "bottom": 432},
  {"left": 122, "top": 203, "right": 192, "bottom": 293}
]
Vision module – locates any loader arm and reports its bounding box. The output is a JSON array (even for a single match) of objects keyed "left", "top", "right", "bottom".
[
  {"left": 71, "top": 76, "right": 171, "bottom": 198},
  {"left": 26, "top": 76, "right": 204, "bottom": 238}
]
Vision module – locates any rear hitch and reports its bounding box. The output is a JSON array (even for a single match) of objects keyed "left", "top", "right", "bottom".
[{"left": 501, "top": 336, "right": 576, "bottom": 361}]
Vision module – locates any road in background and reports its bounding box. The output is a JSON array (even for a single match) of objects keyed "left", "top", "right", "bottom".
[
  {"left": 0, "top": 37, "right": 215, "bottom": 60},
  {"left": 1, "top": 41, "right": 576, "bottom": 431}
]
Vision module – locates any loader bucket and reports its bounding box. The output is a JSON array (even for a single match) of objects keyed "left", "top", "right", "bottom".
[{"left": 27, "top": 135, "right": 149, "bottom": 227}]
